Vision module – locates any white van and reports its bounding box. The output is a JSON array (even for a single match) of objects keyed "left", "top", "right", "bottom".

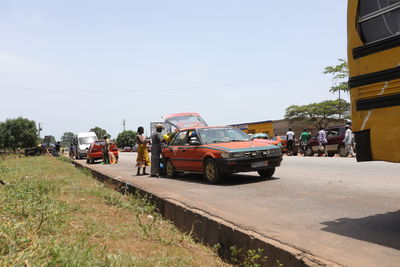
[{"left": 75, "top": 132, "right": 98, "bottom": 159}]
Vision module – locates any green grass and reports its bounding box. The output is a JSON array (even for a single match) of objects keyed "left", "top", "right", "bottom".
[{"left": 0, "top": 156, "right": 228, "bottom": 266}]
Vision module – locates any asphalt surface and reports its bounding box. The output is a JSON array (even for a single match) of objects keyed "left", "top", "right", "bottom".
[{"left": 76, "top": 153, "right": 400, "bottom": 267}]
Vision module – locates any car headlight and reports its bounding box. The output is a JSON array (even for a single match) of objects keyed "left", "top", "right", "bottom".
[
  {"left": 232, "top": 152, "right": 244, "bottom": 158},
  {"left": 221, "top": 152, "right": 244, "bottom": 158},
  {"left": 221, "top": 152, "right": 230, "bottom": 159}
]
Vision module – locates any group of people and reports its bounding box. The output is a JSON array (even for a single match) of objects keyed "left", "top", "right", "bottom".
[
  {"left": 135, "top": 124, "right": 164, "bottom": 177},
  {"left": 285, "top": 125, "right": 355, "bottom": 157},
  {"left": 286, "top": 128, "right": 312, "bottom": 155},
  {"left": 41, "top": 141, "right": 61, "bottom": 156}
]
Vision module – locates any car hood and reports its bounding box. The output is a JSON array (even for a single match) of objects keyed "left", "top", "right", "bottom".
[
  {"left": 253, "top": 139, "right": 280, "bottom": 146},
  {"left": 204, "top": 140, "right": 279, "bottom": 153}
]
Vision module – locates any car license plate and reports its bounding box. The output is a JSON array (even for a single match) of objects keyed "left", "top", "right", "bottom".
[{"left": 251, "top": 161, "right": 268, "bottom": 168}]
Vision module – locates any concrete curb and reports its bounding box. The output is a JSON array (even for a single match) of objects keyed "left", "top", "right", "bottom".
[{"left": 72, "top": 160, "right": 341, "bottom": 267}]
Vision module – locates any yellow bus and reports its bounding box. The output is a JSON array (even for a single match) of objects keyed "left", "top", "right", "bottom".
[{"left": 347, "top": 0, "right": 400, "bottom": 163}]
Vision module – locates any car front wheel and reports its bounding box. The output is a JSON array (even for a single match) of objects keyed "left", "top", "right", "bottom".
[
  {"left": 338, "top": 145, "right": 348, "bottom": 157},
  {"left": 165, "top": 159, "right": 177, "bottom": 178},
  {"left": 258, "top": 168, "right": 275, "bottom": 178},
  {"left": 204, "top": 159, "right": 221, "bottom": 184}
]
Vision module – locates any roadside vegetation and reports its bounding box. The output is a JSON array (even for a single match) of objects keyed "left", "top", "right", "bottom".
[{"left": 0, "top": 155, "right": 228, "bottom": 266}]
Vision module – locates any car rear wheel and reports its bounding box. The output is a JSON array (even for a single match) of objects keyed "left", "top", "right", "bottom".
[
  {"left": 258, "top": 168, "right": 275, "bottom": 178},
  {"left": 328, "top": 152, "right": 335, "bottom": 157},
  {"left": 204, "top": 159, "right": 221, "bottom": 184},
  {"left": 338, "top": 145, "right": 348, "bottom": 157},
  {"left": 165, "top": 159, "right": 177, "bottom": 178},
  {"left": 86, "top": 157, "right": 90, "bottom": 163}
]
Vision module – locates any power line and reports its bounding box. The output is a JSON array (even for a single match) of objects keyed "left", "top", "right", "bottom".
[{"left": 0, "top": 78, "right": 295, "bottom": 94}]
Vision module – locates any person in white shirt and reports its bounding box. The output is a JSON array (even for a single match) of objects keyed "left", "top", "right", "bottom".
[
  {"left": 286, "top": 128, "right": 295, "bottom": 155},
  {"left": 317, "top": 127, "right": 328, "bottom": 157},
  {"left": 343, "top": 125, "right": 356, "bottom": 157}
]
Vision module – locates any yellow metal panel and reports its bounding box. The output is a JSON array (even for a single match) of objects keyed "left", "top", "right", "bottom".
[
  {"left": 348, "top": 0, "right": 400, "bottom": 163},
  {"left": 246, "top": 122, "right": 274, "bottom": 136},
  {"left": 356, "top": 79, "right": 400, "bottom": 100}
]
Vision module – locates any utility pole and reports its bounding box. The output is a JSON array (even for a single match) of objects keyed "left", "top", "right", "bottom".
[
  {"left": 122, "top": 119, "right": 126, "bottom": 131},
  {"left": 38, "top": 122, "right": 43, "bottom": 138},
  {"left": 338, "top": 89, "right": 342, "bottom": 120}
]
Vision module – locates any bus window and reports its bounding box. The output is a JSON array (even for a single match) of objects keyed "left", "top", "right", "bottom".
[{"left": 358, "top": 0, "right": 400, "bottom": 44}]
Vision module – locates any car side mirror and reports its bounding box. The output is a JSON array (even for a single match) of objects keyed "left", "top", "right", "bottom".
[{"left": 189, "top": 137, "right": 200, "bottom": 146}]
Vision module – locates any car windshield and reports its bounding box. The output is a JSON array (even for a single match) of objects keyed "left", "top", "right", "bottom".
[
  {"left": 79, "top": 136, "right": 97, "bottom": 145},
  {"left": 198, "top": 127, "right": 249, "bottom": 144},
  {"left": 95, "top": 141, "right": 106, "bottom": 146},
  {"left": 165, "top": 115, "right": 207, "bottom": 129}
]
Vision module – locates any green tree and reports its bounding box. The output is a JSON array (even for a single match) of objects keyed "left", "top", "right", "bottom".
[
  {"left": 116, "top": 130, "right": 137, "bottom": 148},
  {"left": 0, "top": 117, "right": 38, "bottom": 151},
  {"left": 0, "top": 122, "right": 5, "bottom": 149},
  {"left": 43, "top": 135, "right": 56, "bottom": 144},
  {"left": 285, "top": 99, "right": 350, "bottom": 129},
  {"left": 60, "top": 132, "right": 75, "bottom": 146},
  {"left": 89, "top": 127, "right": 108, "bottom": 139},
  {"left": 323, "top": 58, "right": 349, "bottom": 94}
]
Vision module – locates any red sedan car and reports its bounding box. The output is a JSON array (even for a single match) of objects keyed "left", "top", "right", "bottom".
[
  {"left": 162, "top": 126, "right": 282, "bottom": 184},
  {"left": 122, "top": 146, "right": 133, "bottom": 152},
  {"left": 86, "top": 140, "right": 119, "bottom": 164}
]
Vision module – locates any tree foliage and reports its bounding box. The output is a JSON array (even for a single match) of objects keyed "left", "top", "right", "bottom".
[
  {"left": 60, "top": 132, "right": 75, "bottom": 147},
  {"left": 0, "top": 117, "right": 38, "bottom": 150},
  {"left": 285, "top": 99, "right": 350, "bottom": 128},
  {"left": 323, "top": 58, "right": 349, "bottom": 93},
  {"left": 44, "top": 135, "right": 56, "bottom": 144},
  {"left": 89, "top": 127, "right": 108, "bottom": 139},
  {"left": 116, "top": 130, "right": 137, "bottom": 148}
]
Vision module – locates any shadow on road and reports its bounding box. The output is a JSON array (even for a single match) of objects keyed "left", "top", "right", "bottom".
[
  {"left": 165, "top": 172, "right": 280, "bottom": 186},
  {"left": 321, "top": 210, "right": 400, "bottom": 250}
]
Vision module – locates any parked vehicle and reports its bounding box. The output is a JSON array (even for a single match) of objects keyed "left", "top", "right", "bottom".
[
  {"left": 162, "top": 126, "right": 282, "bottom": 184},
  {"left": 272, "top": 136, "right": 299, "bottom": 156},
  {"left": 86, "top": 140, "right": 119, "bottom": 164},
  {"left": 122, "top": 146, "right": 132, "bottom": 152},
  {"left": 306, "top": 126, "right": 350, "bottom": 157},
  {"left": 75, "top": 132, "right": 98, "bottom": 159}
]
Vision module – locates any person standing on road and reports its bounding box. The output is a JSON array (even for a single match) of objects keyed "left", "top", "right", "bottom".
[
  {"left": 344, "top": 125, "right": 356, "bottom": 157},
  {"left": 135, "top": 126, "right": 150, "bottom": 176},
  {"left": 150, "top": 124, "right": 164, "bottom": 177},
  {"left": 286, "top": 128, "right": 295, "bottom": 155},
  {"left": 317, "top": 127, "right": 328, "bottom": 157},
  {"left": 102, "top": 135, "right": 110, "bottom": 164},
  {"left": 299, "top": 128, "right": 311, "bottom": 155}
]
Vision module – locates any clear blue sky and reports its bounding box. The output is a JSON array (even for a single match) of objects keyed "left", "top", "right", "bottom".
[{"left": 0, "top": 0, "right": 348, "bottom": 139}]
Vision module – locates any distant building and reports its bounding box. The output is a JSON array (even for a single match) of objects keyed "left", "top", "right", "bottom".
[{"left": 230, "top": 120, "right": 274, "bottom": 136}]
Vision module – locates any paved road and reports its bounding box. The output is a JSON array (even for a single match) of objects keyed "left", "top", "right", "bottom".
[{"left": 77, "top": 153, "right": 400, "bottom": 267}]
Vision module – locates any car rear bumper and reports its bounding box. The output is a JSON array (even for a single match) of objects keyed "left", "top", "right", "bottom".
[
  {"left": 214, "top": 155, "right": 283, "bottom": 174},
  {"left": 88, "top": 151, "right": 119, "bottom": 160}
]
